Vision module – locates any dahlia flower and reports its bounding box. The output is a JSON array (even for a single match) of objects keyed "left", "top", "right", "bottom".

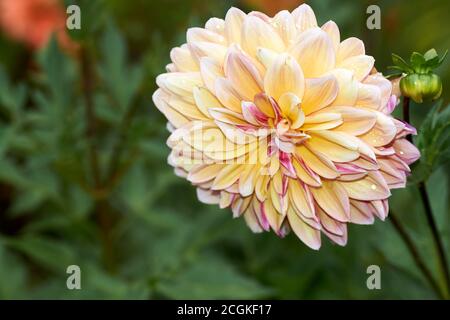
[
  {"left": 0, "top": 0, "right": 74, "bottom": 50},
  {"left": 153, "top": 4, "right": 420, "bottom": 249}
]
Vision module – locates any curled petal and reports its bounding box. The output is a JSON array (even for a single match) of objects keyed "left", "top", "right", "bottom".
[
  {"left": 197, "top": 188, "right": 220, "bottom": 204},
  {"left": 337, "top": 37, "right": 365, "bottom": 62},
  {"left": 360, "top": 111, "right": 397, "bottom": 147},
  {"left": 337, "top": 55, "right": 375, "bottom": 81},
  {"left": 340, "top": 172, "right": 391, "bottom": 201},
  {"left": 327, "top": 68, "right": 358, "bottom": 106},
  {"left": 170, "top": 45, "right": 199, "bottom": 72},
  {"left": 311, "top": 181, "right": 350, "bottom": 222},
  {"left": 187, "top": 27, "right": 226, "bottom": 45},
  {"left": 205, "top": 17, "right": 225, "bottom": 34},
  {"left": 393, "top": 139, "right": 420, "bottom": 165}
]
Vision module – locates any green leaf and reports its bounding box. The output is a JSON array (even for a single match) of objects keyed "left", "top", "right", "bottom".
[
  {"left": 38, "top": 37, "right": 75, "bottom": 110},
  {"left": 410, "top": 52, "right": 425, "bottom": 68},
  {"left": 385, "top": 72, "right": 404, "bottom": 79},
  {"left": 416, "top": 101, "right": 450, "bottom": 181},
  {"left": 4, "top": 236, "right": 76, "bottom": 273},
  {"left": 0, "top": 158, "right": 30, "bottom": 188},
  {"left": 0, "top": 66, "right": 27, "bottom": 116},
  {"left": 423, "top": 49, "right": 447, "bottom": 70},
  {"left": 98, "top": 23, "right": 143, "bottom": 112},
  {"left": 391, "top": 53, "right": 413, "bottom": 73},
  {"left": 0, "top": 242, "right": 27, "bottom": 298},
  {"left": 424, "top": 48, "right": 438, "bottom": 61},
  {"left": 156, "top": 254, "right": 273, "bottom": 299},
  {"left": 437, "top": 49, "right": 448, "bottom": 66}
]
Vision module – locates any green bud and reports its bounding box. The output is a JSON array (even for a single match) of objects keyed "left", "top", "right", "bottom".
[
  {"left": 389, "top": 49, "right": 446, "bottom": 103},
  {"left": 400, "top": 73, "right": 442, "bottom": 103}
]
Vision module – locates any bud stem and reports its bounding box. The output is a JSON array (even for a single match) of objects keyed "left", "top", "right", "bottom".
[
  {"left": 402, "top": 97, "right": 412, "bottom": 143},
  {"left": 402, "top": 96, "right": 450, "bottom": 298}
]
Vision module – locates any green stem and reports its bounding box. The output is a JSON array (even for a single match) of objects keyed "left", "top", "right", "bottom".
[
  {"left": 402, "top": 96, "right": 450, "bottom": 297},
  {"left": 389, "top": 212, "right": 444, "bottom": 298},
  {"left": 403, "top": 97, "right": 412, "bottom": 143},
  {"left": 418, "top": 180, "right": 450, "bottom": 296},
  {"left": 80, "top": 46, "right": 115, "bottom": 272}
]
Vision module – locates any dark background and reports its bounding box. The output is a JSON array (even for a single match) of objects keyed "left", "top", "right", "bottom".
[{"left": 0, "top": 0, "right": 449, "bottom": 299}]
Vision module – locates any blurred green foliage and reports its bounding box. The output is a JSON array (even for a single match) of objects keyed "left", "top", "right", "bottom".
[{"left": 0, "top": 0, "right": 449, "bottom": 299}]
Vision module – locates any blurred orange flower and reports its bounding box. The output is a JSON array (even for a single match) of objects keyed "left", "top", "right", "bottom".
[
  {"left": 243, "top": 0, "right": 304, "bottom": 16},
  {"left": 0, "top": 0, "right": 76, "bottom": 50}
]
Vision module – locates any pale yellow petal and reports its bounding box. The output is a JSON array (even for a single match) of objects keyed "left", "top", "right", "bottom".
[
  {"left": 296, "top": 145, "right": 339, "bottom": 179},
  {"left": 302, "top": 74, "right": 338, "bottom": 115},
  {"left": 292, "top": 157, "right": 322, "bottom": 187},
  {"left": 316, "top": 205, "right": 346, "bottom": 236},
  {"left": 272, "top": 10, "right": 296, "bottom": 45},
  {"left": 264, "top": 53, "right": 305, "bottom": 101},
  {"left": 290, "top": 29, "right": 335, "bottom": 77},
  {"left": 193, "top": 86, "right": 221, "bottom": 118},
  {"left": 356, "top": 83, "right": 382, "bottom": 110},
  {"left": 200, "top": 57, "right": 224, "bottom": 94},
  {"left": 306, "top": 134, "right": 359, "bottom": 163},
  {"left": 187, "top": 27, "right": 226, "bottom": 45},
  {"left": 337, "top": 55, "right": 375, "bottom": 81},
  {"left": 360, "top": 111, "right": 397, "bottom": 147},
  {"left": 225, "top": 48, "right": 263, "bottom": 100},
  {"left": 152, "top": 89, "right": 189, "bottom": 128},
  {"left": 214, "top": 77, "right": 242, "bottom": 113},
  {"left": 197, "top": 188, "right": 220, "bottom": 204},
  {"left": 287, "top": 207, "right": 321, "bottom": 250},
  {"left": 188, "top": 164, "right": 224, "bottom": 184},
  {"left": 327, "top": 68, "right": 358, "bottom": 106},
  {"left": 168, "top": 94, "right": 210, "bottom": 120},
  {"left": 364, "top": 73, "right": 393, "bottom": 109},
  {"left": 170, "top": 45, "right": 199, "bottom": 72},
  {"left": 326, "top": 106, "right": 376, "bottom": 136},
  {"left": 337, "top": 37, "right": 365, "bottom": 62},
  {"left": 256, "top": 47, "right": 278, "bottom": 69},
  {"left": 321, "top": 20, "right": 340, "bottom": 52},
  {"left": 349, "top": 200, "right": 375, "bottom": 225},
  {"left": 212, "top": 164, "right": 246, "bottom": 190},
  {"left": 156, "top": 72, "right": 202, "bottom": 103},
  {"left": 189, "top": 41, "right": 228, "bottom": 64},
  {"left": 239, "top": 165, "right": 258, "bottom": 197},
  {"left": 208, "top": 107, "right": 247, "bottom": 126},
  {"left": 242, "top": 16, "right": 285, "bottom": 58},
  {"left": 288, "top": 178, "right": 315, "bottom": 219},
  {"left": 339, "top": 172, "right": 391, "bottom": 201},
  {"left": 291, "top": 4, "right": 318, "bottom": 32},
  {"left": 310, "top": 181, "right": 350, "bottom": 222},
  {"left": 224, "top": 7, "right": 246, "bottom": 45},
  {"left": 243, "top": 205, "right": 264, "bottom": 233},
  {"left": 205, "top": 17, "right": 225, "bottom": 34}
]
